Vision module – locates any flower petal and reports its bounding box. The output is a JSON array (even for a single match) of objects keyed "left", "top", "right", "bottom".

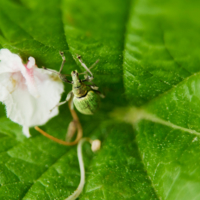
[
  {"left": 5, "top": 69, "right": 64, "bottom": 135},
  {"left": 21, "top": 56, "right": 39, "bottom": 98},
  {"left": 0, "top": 49, "right": 24, "bottom": 73},
  {"left": 0, "top": 49, "right": 64, "bottom": 137},
  {"left": 0, "top": 73, "right": 16, "bottom": 101}
]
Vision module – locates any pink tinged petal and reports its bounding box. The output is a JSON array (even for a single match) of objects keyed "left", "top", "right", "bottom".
[
  {"left": 0, "top": 49, "right": 64, "bottom": 137},
  {"left": 21, "top": 57, "right": 39, "bottom": 98},
  {"left": 5, "top": 69, "right": 64, "bottom": 136},
  {"left": 0, "top": 49, "right": 39, "bottom": 98}
]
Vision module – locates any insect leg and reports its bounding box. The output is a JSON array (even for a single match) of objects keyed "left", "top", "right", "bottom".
[
  {"left": 50, "top": 101, "right": 66, "bottom": 112},
  {"left": 87, "top": 84, "right": 99, "bottom": 90},
  {"left": 93, "top": 90, "right": 105, "bottom": 98},
  {"left": 59, "top": 51, "right": 66, "bottom": 73},
  {"left": 66, "top": 91, "right": 73, "bottom": 101},
  {"left": 50, "top": 91, "right": 73, "bottom": 112},
  {"left": 89, "top": 59, "right": 99, "bottom": 70},
  {"left": 78, "top": 58, "right": 99, "bottom": 74},
  {"left": 81, "top": 75, "right": 94, "bottom": 82},
  {"left": 57, "top": 52, "right": 72, "bottom": 83},
  {"left": 43, "top": 52, "right": 71, "bottom": 83}
]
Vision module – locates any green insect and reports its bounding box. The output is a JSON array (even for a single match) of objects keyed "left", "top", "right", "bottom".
[{"left": 45, "top": 52, "right": 104, "bottom": 115}]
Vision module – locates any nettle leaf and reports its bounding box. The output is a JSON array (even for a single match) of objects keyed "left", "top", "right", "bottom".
[{"left": 0, "top": 0, "right": 199, "bottom": 199}]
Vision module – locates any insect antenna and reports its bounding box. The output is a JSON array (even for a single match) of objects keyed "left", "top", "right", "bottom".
[{"left": 42, "top": 67, "right": 59, "bottom": 75}]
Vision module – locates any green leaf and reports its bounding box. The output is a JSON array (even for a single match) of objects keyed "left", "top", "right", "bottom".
[
  {"left": 124, "top": 0, "right": 200, "bottom": 106},
  {"left": 120, "top": 0, "right": 200, "bottom": 199},
  {"left": 0, "top": 0, "right": 200, "bottom": 199},
  {"left": 136, "top": 74, "right": 200, "bottom": 199}
]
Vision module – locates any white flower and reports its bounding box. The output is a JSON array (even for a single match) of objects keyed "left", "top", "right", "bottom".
[{"left": 0, "top": 49, "right": 64, "bottom": 137}]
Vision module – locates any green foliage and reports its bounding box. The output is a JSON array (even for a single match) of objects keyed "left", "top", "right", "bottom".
[{"left": 0, "top": 0, "right": 200, "bottom": 199}]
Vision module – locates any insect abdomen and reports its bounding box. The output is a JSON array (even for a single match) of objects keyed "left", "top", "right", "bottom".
[{"left": 73, "top": 90, "right": 100, "bottom": 115}]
